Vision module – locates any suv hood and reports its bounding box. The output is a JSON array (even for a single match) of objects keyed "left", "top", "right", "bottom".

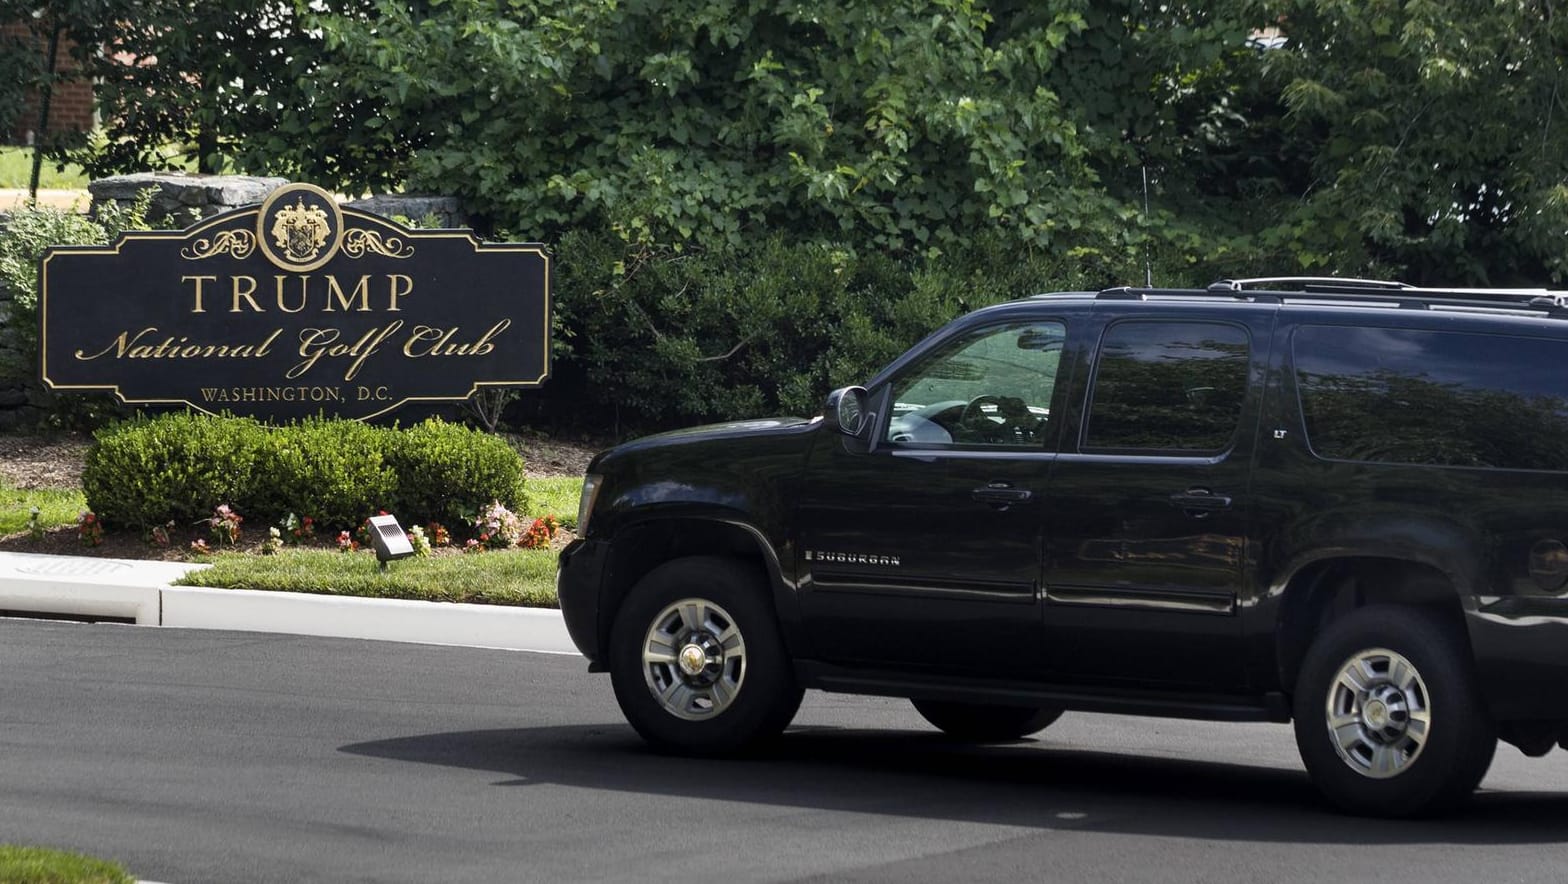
[{"left": 589, "top": 417, "right": 819, "bottom": 472}]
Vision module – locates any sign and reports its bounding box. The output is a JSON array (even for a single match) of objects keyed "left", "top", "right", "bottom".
[{"left": 38, "top": 183, "right": 549, "bottom": 421}]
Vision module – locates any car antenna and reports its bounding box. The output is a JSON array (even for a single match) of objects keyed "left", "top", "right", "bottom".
[{"left": 1142, "top": 164, "right": 1153, "bottom": 288}]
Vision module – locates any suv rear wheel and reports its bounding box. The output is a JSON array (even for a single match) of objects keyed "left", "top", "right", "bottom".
[
  {"left": 911, "top": 700, "right": 1062, "bottom": 742},
  {"left": 1292, "top": 605, "right": 1496, "bottom": 817},
  {"left": 609, "top": 556, "right": 803, "bottom": 755}
]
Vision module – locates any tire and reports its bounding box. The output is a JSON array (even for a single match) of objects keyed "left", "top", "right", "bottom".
[
  {"left": 609, "top": 556, "right": 803, "bottom": 755},
  {"left": 911, "top": 699, "right": 1062, "bottom": 742},
  {"left": 1292, "top": 605, "right": 1497, "bottom": 818}
]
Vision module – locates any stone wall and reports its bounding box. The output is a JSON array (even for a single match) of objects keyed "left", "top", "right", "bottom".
[{"left": 89, "top": 173, "right": 290, "bottom": 228}]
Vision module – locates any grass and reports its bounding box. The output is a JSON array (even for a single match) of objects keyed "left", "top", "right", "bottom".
[
  {"left": 0, "top": 846, "right": 134, "bottom": 884},
  {"left": 526, "top": 476, "right": 583, "bottom": 528},
  {"left": 178, "top": 546, "right": 560, "bottom": 607},
  {"left": 0, "top": 147, "right": 89, "bottom": 190},
  {"left": 1, "top": 482, "right": 85, "bottom": 534},
  {"left": 3, "top": 468, "right": 580, "bottom": 609}
]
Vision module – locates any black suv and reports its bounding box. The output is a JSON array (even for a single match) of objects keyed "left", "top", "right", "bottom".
[{"left": 557, "top": 277, "right": 1568, "bottom": 817}]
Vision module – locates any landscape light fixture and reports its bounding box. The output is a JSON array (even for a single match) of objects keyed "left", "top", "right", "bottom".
[{"left": 368, "top": 514, "right": 415, "bottom": 572}]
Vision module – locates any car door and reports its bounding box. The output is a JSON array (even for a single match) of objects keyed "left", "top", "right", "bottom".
[
  {"left": 795, "top": 315, "right": 1075, "bottom": 677},
  {"left": 1041, "top": 308, "right": 1273, "bottom": 690}
]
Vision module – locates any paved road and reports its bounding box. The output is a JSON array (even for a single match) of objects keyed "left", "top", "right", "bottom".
[{"left": 3, "top": 618, "right": 1567, "bottom": 884}]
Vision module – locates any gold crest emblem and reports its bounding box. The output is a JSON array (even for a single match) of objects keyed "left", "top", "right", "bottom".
[
  {"left": 256, "top": 183, "right": 345, "bottom": 272},
  {"left": 271, "top": 197, "right": 331, "bottom": 263}
]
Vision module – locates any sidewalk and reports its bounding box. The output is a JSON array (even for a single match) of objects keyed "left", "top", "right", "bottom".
[
  {"left": 0, "top": 550, "right": 577, "bottom": 655},
  {"left": 0, "top": 188, "right": 89, "bottom": 211}
]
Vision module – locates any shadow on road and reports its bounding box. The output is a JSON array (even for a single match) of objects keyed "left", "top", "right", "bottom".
[{"left": 340, "top": 722, "right": 1568, "bottom": 844}]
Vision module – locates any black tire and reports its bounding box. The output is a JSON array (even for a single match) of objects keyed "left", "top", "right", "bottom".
[
  {"left": 911, "top": 699, "right": 1062, "bottom": 742},
  {"left": 1292, "top": 605, "right": 1496, "bottom": 818},
  {"left": 609, "top": 556, "right": 803, "bottom": 755}
]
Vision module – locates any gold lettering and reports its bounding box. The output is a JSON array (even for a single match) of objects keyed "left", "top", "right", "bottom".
[
  {"left": 274, "top": 275, "right": 309, "bottom": 313},
  {"left": 230, "top": 276, "right": 262, "bottom": 312},
  {"left": 290, "top": 328, "right": 340, "bottom": 379},
  {"left": 76, "top": 328, "right": 153, "bottom": 360},
  {"left": 344, "top": 321, "right": 402, "bottom": 382},
  {"left": 76, "top": 329, "right": 275, "bottom": 361},
  {"left": 325, "top": 275, "right": 372, "bottom": 312},
  {"left": 403, "top": 319, "right": 509, "bottom": 358},
  {"left": 387, "top": 274, "right": 412, "bottom": 311},
  {"left": 468, "top": 319, "right": 509, "bottom": 356},
  {"left": 183, "top": 276, "right": 217, "bottom": 313}
]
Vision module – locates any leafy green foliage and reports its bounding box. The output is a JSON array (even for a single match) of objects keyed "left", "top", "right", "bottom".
[
  {"left": 387, "top": 417, "right": 526, "bottom": 527},
  {"left": 222, "top": 0, "right": 1231, "bottom": 266},
  {"left": 82, "top": 414, "right": 528, "bottom": 532},
  {"left": 82, "top": 412, "right": 269, "bottom": 529},
  {"left": 1244, "top": 0, "right": 1568, "bottom": 284},
  {"left": 0, "top": 208, "right": 103, "bottom": 377},
  {"left": 0, "top": 192, "right": 153, "bottom": 428},
  {"left": 253, "top": 416, "right": 399, "bottom": 528},
  {"left": 551, "top": 229, "right": 1166, "bottom": 428},
  {"left": 24, "top": 1, "right": 1568, "bottom": 431}
]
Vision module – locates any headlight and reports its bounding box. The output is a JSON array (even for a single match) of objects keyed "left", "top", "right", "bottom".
[{"left": 577, "top": 473, "right": 604, "bottom": 536}]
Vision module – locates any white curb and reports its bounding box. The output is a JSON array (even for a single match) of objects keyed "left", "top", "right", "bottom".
[
  {"left": 161, "top": 585, "right": 577, "bottom": 653},
  {"left": 0, "top": 551, "right": 576, "bottom": 655}
]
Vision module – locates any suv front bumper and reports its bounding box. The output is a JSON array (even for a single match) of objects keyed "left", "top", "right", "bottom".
[{"left": 556, "top": 537, "right": 610, "bottom": 666}]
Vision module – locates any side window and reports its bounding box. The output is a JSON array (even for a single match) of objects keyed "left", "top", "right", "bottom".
[
  {"left": 1083, "top": 320, "right": 1250, "bottom": 453},
  {"left": 884, "top": 321, "right": 1065, "bottom": 448},
  {"left": 1294, "top": 326, "right": 1568, "bottom": 471}
]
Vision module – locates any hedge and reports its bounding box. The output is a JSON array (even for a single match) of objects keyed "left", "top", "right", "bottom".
[{"left": 82, "top": 414, "right": 526, "bottom": 535}]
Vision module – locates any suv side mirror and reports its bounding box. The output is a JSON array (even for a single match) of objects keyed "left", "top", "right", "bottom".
[{"left": 823, "top": 386, "right": 871, "bottom": 437}]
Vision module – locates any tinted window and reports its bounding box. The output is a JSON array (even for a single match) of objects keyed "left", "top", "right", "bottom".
[
  {"left": 1083, "top": 321, "right": 1250, "bottom": 452},
  {"left": 1294, "top": 326, "right": 1568, "bottom": 470},
  {"left": 884, "top": 321, "right": 1065, "bottom": 448}
]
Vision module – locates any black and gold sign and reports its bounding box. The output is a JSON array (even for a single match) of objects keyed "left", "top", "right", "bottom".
[{"left": 38, "top": 183, "right": 550, "bottom": 421}]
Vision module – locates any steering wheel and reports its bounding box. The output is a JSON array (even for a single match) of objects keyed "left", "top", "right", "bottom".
[{"left": 958, "top": 395, "right": 1027, "bottom": 443}]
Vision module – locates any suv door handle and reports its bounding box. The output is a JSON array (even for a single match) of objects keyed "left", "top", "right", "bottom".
[
  {"left": 972, "top": 482, "right": 1033, "bottom": 506},
  {"left": 1170, "top": 488, "right": 1233, "bottom": 512}
]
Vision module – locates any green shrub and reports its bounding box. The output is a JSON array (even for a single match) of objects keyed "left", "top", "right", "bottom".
[
  {"left": 388, "top": 417, "right": 526, "bottom": 527},
  {"left": 0, "top": 192, "right": 153, "bottom": 429},
  {"left": 82, "top": 413, "right": 529, "bottom": 534},
  {"left": 550, "top": 229, "right": 1142, "bottom": 431},
  {"left": 252, "top": 416, "right": 398, "bottom": 530},
  {"left": 82, "top": 412, "right": 268, "bottom": 529}
]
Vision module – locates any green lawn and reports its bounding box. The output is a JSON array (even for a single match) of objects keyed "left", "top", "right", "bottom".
[
  {"left": 526, "top": 476, "right": 583, "bottom": 527},
  {"left": 1, "top": 482, "right": 85, "bottom": 534},
  {"left": 180, "top": 546, "right": 561, "bottom": 607},
  {"left": 4, "top": 463, "right": 580, "bottom": 609},
  {"left": 0, "top": 147, "right": 89, "bottom": 190},
  {"left": 0, "top": 845, "right": 134, "bottom": 884}
]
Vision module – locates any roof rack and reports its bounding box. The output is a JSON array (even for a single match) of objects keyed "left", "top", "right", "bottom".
[
  {"left": 1208, "top": 276, "right": 1414, "bottom": 292},
  {"left": 1088, "top": 279, "right": 1568, "bottom": 319}
]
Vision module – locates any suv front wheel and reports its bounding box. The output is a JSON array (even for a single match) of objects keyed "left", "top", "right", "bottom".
[
  {"left": 609, "top": 556, "right": 803, "bottom": 755},
  {"left": 1292, "top": 605, "right": 1496, "bottom": 817}
]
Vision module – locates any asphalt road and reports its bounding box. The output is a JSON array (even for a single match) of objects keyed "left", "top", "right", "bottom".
[{"left": 3, "top": 619, "right": 1568, "bottom": 884}]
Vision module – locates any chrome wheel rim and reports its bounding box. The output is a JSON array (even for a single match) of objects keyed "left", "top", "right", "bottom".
[
  {"left": 641, "top": 597, "right": 746, "bottom": 721},
  {"left": 1325, "top": 647, "right": 1431, "bottom": 779}
]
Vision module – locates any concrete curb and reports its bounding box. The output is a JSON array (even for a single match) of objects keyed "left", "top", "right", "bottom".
[{"left": 0, "top": 551, "right": 576, "bottom": 655}]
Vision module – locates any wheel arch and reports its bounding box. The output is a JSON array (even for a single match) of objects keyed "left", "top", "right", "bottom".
[
  {"left": 596, "top": 516, "right": 786, "bottom": 662},
  {"left": 1275, "top": 556, "right": 1474, "bottom": 700}
]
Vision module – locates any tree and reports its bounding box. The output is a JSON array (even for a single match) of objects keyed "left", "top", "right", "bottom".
[
  {"left": 228, "top": 0, "right": 1249, "bottom": 269},
  {"left": 52, "top": 0, "right": 317, "bottom": 177},
  {"left": 1245, "top": 0, "right": 1568, "bottom": 284}
]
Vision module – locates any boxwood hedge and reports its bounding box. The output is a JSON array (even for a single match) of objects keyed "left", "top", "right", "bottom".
[{"left": 82, "top": 413, "right": 526, "bottom": 534}]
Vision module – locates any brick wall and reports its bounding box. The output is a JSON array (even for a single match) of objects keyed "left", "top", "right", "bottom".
[{"left": 2, "top": 22, "right": 95, "bottom": 145}]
